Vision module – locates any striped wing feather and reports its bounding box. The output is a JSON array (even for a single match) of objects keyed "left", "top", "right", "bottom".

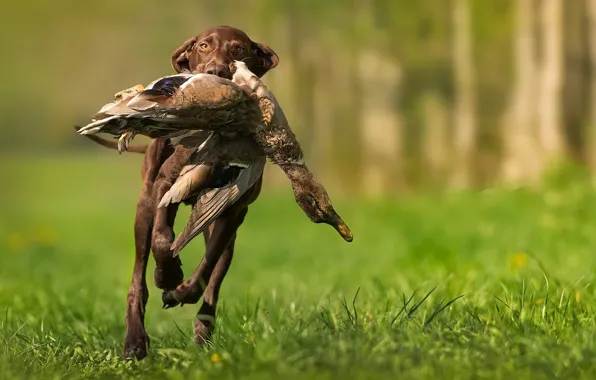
[{"left": 171, "top": 156, "right": 265, "bottom": 256}]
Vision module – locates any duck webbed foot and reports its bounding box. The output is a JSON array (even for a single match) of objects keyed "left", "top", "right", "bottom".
[{"left": 117, "top": 132, "right": 136, "bottom": 154}]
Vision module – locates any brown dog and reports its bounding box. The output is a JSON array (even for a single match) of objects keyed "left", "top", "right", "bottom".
[{"left": 83, "top": 26, "right": 278, "bottom": 360}]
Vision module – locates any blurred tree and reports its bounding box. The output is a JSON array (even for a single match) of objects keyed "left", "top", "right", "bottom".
[
  {"left": 587, "top": 0, "right": 596, "bottom": 172},
  {"left": 537, "top": 0, "right": 565, "bottom": 161},
  {"left": 562, "top": 0, "right": 589, "bottom": 163},
  {"left": 501, "top": 0, "right": 541, "bottom": 183},
  {"left": 421, "top": 91, "right": 449, "bottom": 186},
  {"left": 2, "top": 0, "right": 595, "bottom": 193},
  {"left": 450, "top": 0, "right": 477, "bottom": 188},
  {"left": 356, "top": 0, "right": 403, "bottom": 196}
]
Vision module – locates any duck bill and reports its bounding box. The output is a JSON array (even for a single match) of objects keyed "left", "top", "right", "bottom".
[{"left": 328, "top": 214, "right": 353, "bottom": 242}]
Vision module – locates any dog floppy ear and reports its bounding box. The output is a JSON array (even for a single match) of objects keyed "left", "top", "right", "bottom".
[
  {"left": 250, "top": 42, "right": 279, "bottom": 77},
  {"left": 171, "top": 36, "right": 198, "bottom": 73}
]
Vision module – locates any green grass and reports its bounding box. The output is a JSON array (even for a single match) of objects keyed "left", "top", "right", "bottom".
[{"left": 2, "top": 154, "right": 596, "bottom": 379}]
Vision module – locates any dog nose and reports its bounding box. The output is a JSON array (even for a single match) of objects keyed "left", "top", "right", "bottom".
[{"left": 205, "top": 64, "right": 231, "bottom": 79}]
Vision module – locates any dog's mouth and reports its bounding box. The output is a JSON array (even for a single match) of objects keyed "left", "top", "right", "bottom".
[
  {"left": 190, "top": 63, "right": 236, "bottom": 80},
  {"left": 191, "top": 70, "right": 234, "bottom": 80}
]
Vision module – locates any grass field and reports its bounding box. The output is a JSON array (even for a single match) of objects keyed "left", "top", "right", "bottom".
[{"left": 2, "top": 154, "right": 596, "bottom": 379}]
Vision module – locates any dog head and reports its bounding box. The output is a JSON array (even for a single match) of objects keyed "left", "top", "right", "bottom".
[{"left": 171, "top": 25, "right": 279, "bottom": 79}]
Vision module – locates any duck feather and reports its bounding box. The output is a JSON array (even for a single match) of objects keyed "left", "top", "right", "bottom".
[
  {"left": 171, "top": 155, "right": 266, "bottom": 256},
  {"left": 158, "top": 163, "right": 212, "bottom": 208}
]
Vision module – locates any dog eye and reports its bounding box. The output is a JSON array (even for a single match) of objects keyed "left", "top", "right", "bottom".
[
  {"left": 234, "top": 46, "right": 245, "bottom": 55},
  {"left": 199, "top": 42, "right": 209, "bottom": 51}
]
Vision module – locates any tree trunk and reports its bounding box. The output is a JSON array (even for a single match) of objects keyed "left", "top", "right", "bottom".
[
  {"left": 537, "top": 0, "right": 565, "bottom": 162},
  {"left": 421, "top": 91, "right": 449, "bottom": 187},
  {"left": 586, "top": 0, "right": 596, "bottom": 172},
  {"left": 311, "top": 52, "right": 334, "bottom": 184},
  {"left": 561, "top": 0, "right": 589, "bottom": 163},
  {"left": 358, "top": 49, "right": 403, "bottom": 196},
  {"left": 356, "top": 0, "right": 403, "bottom": 196},
  {"left": 450, "top": 0, "right": 476, "bottom": 188},
  {"left": 501, "top": 0, "right": 542, "bottom": 182}
]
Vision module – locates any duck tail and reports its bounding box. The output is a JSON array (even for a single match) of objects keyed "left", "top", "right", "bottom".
[{"left": 73, "top": 126, "right": 148, "bottom": 154}]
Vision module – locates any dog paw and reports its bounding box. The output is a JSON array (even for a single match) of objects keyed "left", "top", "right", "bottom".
[
  {"left": 162, "top": 283, "right": 204, "bottom": 309},
  {"left": 123, "top": 334, "right": 150, "bottom": 360},
  {"left": 154, "top": 259, "right": 184, "bottom": 290},
  {"left": 194, "top": 316, "right": 215, "bottom": 345},
  {"left": 162, "top": 291, "right": 181, "bottom": 309}
]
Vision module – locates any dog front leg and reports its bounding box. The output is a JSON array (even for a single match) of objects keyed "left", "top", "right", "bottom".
[
  {"left": 151, "top": 179, "right": 183, "bottom": 291},
  {"left": 161, "top": 207, "right": 247, "bottom": 309}
]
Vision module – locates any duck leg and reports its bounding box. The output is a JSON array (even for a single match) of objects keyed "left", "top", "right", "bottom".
[
  {"left": 117, "top": 132, "right": 136, "bottom": 154},
  {"left": 162, "top": 207, "right": 248, "bottom": 308}
]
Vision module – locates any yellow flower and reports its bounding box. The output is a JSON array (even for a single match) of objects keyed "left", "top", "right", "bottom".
[
  {"left": 575, "top": 290, "right": 581, "bottom": 303},
  {"left": 34, "top": 227, "right": 58, "bottom": 246},
  {"left": 7, "top": 233, "right": 26, "bottom": 253},
  {"left": 210, "top": 353, "right": 221, "bottom": 364},
  {"left": 510, "top": 253, "right": 529, "bottom": 270}
]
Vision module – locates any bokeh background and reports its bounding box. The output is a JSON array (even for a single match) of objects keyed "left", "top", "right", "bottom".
[
  {"left": 3, "top": 1, "right": 596, "bottom": 378},
  {"left": 3, "top": 0, "right": 596, "bottom": 193}
]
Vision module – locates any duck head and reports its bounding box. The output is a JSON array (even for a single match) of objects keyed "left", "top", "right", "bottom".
[{"left": 285, "top": 164, "right": 353, "bottom": 242}]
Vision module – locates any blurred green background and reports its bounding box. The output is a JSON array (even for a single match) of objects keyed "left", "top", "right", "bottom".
[
  {"left": 3, "top": 0, "right": 595, "bottom": 193},
  {"left": 3, "top": 1, "right": 596, "bottom": 378}
]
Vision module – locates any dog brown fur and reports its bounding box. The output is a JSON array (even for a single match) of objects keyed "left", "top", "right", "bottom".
[{"left": 82, "top": 26, "right": 278, "bottom": 360}]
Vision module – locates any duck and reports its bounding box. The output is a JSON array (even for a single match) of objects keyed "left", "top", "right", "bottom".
[
  {"left": 77, "top": 70, "right": 262, "bottom": 147},
  {"left": 77, "top": 61, "right": 353, "bottom": 251}
]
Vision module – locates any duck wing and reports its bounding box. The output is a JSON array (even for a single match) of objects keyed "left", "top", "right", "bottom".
[
  {"left": 168, "top": 130, "right": 213, "bottom": 149},
  {"left": 146, "top": 74, "right": 195, "bottom": 93},
  {"left": 77, "top": 75, "right": 192, "bottom": 136},
  {"left": 158, "top": 139, "right": 217, "bottom": 209},
  {"left": 170, "top": 156, "right": 265, "bottom": 256},
  {"left": 91, "top": 84, "right": 145, "bottom": 119},
  {"left": 77, "top": 73, "right": 256, "bottom": 138},
  {"left": 126, "top": 74, "right": 195, "bottom": 111},
  {"left": 158, "top": 163, "right": 212, "bottom": 208},
  {"left": 125, "top": 74, "right": 244, "bottom": 112},
  {"left": 172, "top": 74, "right": 245, "bottom": 110}
]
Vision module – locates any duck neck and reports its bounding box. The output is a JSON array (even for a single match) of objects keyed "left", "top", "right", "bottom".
[{"left": 279, "top": 163, "right": 315, "bottom": 187}]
